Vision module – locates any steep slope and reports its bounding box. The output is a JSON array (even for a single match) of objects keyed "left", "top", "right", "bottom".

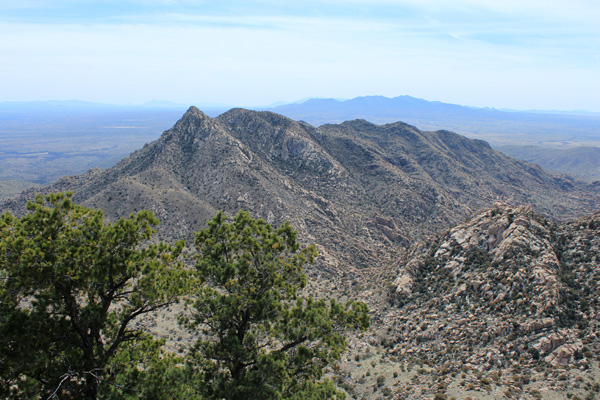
[
  {"left": 269, "top": 96, "right": 600, "bottom": 183},
  {"left": 316, "top": 120, "right": 597, "bottom": 225},
  {"left": 1, "top": 107, "right": 598, "bottom": 276},
  {"left": 385, "top": 204, "right": 600, "bottom": 397},
  {"left": 497, "top": 145, "right": 600, "bottom": 182}
]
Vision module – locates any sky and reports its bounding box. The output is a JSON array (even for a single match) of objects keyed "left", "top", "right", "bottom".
[{"left": 0, "top": 0, "right": 599, "bottom": 111}]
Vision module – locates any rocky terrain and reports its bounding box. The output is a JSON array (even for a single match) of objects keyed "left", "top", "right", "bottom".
[
  {"left": 497, "top": 145, "right": 600, "bottom": 183},
  {"left": 363, "top": 203, "right": 600, "bottom": 399},
  {"left": 2, "top": 108, "right": 600, "bottom": 398},
  {"left": 2, "top": 107, "right": 598, "bottom": 276},
  {"left": 270, "top": 95, "right": 600, "bottom": 182}
]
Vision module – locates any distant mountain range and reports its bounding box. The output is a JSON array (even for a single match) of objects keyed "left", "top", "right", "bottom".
[{"left": 266, "top": 96, "right": 600, "bottom": 142}]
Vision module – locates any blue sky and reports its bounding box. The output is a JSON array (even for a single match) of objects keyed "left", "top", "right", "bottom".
[{"left": 1, "top": 0, "right": 598, "bottom": 111}]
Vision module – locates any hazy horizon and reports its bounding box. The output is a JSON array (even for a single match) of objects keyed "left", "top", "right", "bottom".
[
  {"left": 1, "top": 1, "right": 599, "bottom": 112},
  {"left": 2, "top": 95, "right": 600, "bottom": 116}
]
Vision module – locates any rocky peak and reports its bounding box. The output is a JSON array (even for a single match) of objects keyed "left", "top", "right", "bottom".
[
  {"left": 385, "top": 204, "right": 600, "bottom": 388},
  {"left": 176, "top": 105, "right": 211, "bottom": 126},
  {"left": 337, "top": 119, "right": 378, "bottom": 129},
  {"left": 165, "top": 105, "right": 214, "bottom": 141},
  {"left": 3, "top": 108, "right": 599, "bottom": 278},
  {"left": 213, "top": 108, "right": 343, "bottom": 178},
  {"left": 183, "top": 105, "right": 206, "bottom": 118}
]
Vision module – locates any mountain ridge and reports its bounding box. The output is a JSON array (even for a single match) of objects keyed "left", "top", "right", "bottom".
[
  {"left": 267, "top": 95, "right": 600, "bottom": 182},
  {"left": 2, "top": 107, "right": 598, "bottom": 276}
]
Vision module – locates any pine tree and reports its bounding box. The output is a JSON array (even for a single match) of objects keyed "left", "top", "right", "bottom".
[
  {"left": 184, "top": 210, "right": 370, "bottom": 399},
  {"left": 0, "top": 192, "right": 189, "bottom": 398}
]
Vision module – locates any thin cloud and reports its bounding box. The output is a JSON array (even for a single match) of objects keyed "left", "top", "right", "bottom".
[{"left": 0, "top": 0, "right": 598, "bottom": 110}]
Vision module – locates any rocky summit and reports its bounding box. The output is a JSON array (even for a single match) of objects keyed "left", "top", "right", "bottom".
[
  {"left": 378, "top": 203, "right": 600, "bottom": 398},
  {"left": 2, "top": 107, "right": 598, "bottom": 278}
]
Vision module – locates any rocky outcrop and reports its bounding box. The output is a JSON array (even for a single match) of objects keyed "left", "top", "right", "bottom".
[
  {"left": 386, "top": 204, "right": 600, "bottom": 390},
  {"left": 367, "top": 214, "right": 408, "bottom": 245},
  {"left": 545, "top": 341, "right": 584, "bottom": 366}
]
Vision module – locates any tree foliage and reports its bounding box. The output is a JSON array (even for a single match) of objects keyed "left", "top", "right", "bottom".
[
  {"left": 0, "top": 195, "right": 370, "bottom": 399},
  {"left": 184, "top": 210, "right": 370, "bottom": 399},
  {"left": 0, "top": 192, "right": 188, "bottom": 399}
]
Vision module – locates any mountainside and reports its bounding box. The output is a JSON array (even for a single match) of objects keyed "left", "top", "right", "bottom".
[
  {"left": 497, "top": 145, "right": 600, "bottom": 182},
  {"left": 381, "top": 204, "right": 600, "bottom": 398},
  {"left": 268, "top": 96, "right": 600, "bottom": 182},
  {"left": 2, "top": 107, "right": 598, "bottom": 276}
]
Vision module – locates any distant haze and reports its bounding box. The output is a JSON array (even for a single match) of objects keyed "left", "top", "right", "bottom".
[
  {"left": 266, "top": 95, "right": 600, "bottom": 146},
  {"left": 0, "top": 1, "right": 599, "bottom": 112}
]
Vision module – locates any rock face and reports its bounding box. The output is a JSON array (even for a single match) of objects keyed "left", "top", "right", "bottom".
[
  {"left": 388, "top": 204, "right": 600, "bottom": 380},
  {"left": 1, "top": 107, "right": 599, "bottom": 277}
]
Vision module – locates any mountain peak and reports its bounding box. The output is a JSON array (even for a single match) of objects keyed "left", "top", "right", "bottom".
[
  {"left": 336, "top": 119, "right": 377, "bottom": 129},
  {"left": 388, "top": 203, "right": 599, "bottom": 382},
  {"left": 183, "top": 106, "right": 208, "bottom": 119},
  {"left": 217, "top": 107, "right": 261, "bottom": 120},
  {"left": 158, "top": 106, "right": 214, "bottom": 142},
  {"left": 174, "top": 106, "right": 212, "bottom": 127}
]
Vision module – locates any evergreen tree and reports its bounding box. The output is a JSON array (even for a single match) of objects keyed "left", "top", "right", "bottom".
[
  {"left": 0, "top": 192, "right": 189, "bottom": 399},
  {"left": 184, "top": 210, "right": 370, "bottom": 399},
  {"left": 1, "top": 195, "right": 369, "bottom": 399}
]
